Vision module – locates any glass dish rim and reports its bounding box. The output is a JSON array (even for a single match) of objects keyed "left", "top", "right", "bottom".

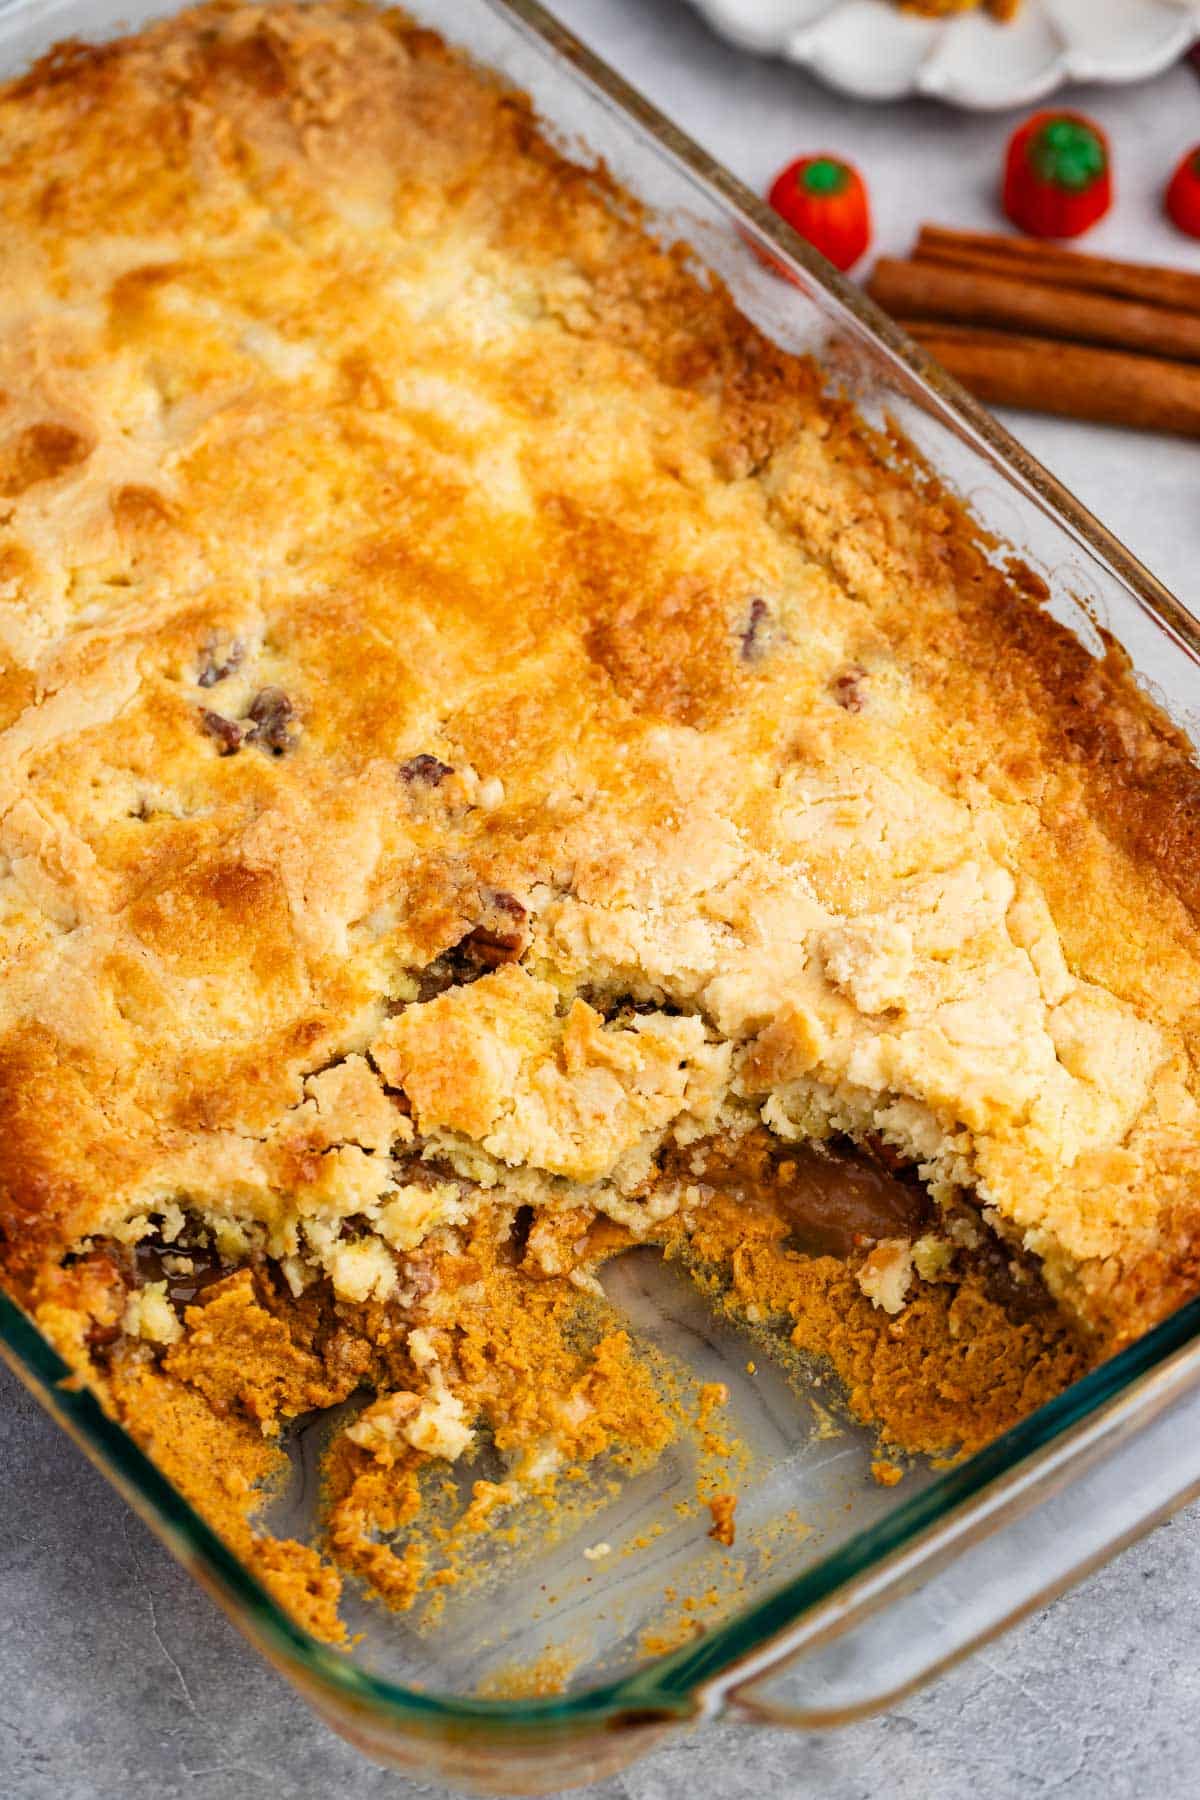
[
  {"left": 1, "top": 0, "right": 1199, "bottom": 1740},
  {"left": 8, "top": 1284, "right": 1200, "bottom": 1732}
]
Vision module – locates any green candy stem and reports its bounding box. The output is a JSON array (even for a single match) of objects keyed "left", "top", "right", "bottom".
[
  {"left": 1030, "top": 118, "right": 1106, "bottom": 193},
  {"left": 799, "top": 158, "right": 849, "bottom": 198}
]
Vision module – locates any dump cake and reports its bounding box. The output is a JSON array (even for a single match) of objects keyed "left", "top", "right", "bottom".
[{"left": 0, "top": 0, "right": 1197, "bottom": 1643}]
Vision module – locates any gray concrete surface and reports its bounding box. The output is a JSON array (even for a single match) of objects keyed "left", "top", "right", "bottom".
[{"left": 4, "top": 2, "right": 1200, "bottom": 1796}]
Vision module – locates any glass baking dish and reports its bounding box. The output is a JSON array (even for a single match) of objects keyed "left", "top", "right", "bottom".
[{"left": 2, "top": 0, "right": 1200, "bottom": 1790}]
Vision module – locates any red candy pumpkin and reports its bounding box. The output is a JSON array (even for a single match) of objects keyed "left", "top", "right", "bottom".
[
  {"left": 1002, "top": 111, "right": 1111, "bottom": 240},
  {"left": 1165, "top": 146, "right": 1200, "bottom": 240},
  {"left": 766, "top": 155, "right": 871, "bottom": 272}
]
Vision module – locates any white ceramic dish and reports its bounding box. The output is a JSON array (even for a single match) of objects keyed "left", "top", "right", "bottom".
[{"left": 688, "top": 0, "right": 1200, "bottom": 110}]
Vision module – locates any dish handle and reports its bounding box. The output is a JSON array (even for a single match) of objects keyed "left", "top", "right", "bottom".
[{"left": 720, "top": 1346, "right": 1200, "bottom": 1727}]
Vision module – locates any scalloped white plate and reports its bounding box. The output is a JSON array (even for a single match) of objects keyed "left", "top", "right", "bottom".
[{"left": 689, "top": 0, "right": 1200, "bottom": 109}]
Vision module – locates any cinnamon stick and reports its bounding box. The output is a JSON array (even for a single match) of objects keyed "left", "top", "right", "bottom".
[
  {"left": 905, "top": 324, "right": 1200, "bottom": 437},
  {"left": 869, "top": 257, "right": 1200, "bottom": 364},
  {"left": 914, "top": 224, "right": 1200, "bottom": 317}
]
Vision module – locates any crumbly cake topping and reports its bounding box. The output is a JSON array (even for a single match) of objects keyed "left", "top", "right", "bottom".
[{"left": 0, "top": 0, "right": 1198, "bottom": 1642}]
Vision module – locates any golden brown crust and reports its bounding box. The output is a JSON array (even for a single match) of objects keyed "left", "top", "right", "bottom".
[{"left": 0, "top": 2, "right": 1196, "bottom": 1641}]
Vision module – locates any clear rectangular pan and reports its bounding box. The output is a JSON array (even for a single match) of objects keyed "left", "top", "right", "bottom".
[{"left": 2, "top": 0, "right": 1200, "bottom": 1791}]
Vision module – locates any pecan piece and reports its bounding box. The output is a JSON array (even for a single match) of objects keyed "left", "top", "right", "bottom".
[
  {"left": 400, "top": 1252, "right": 438, "bottom": 1301},
  {"left": 830, "top": 665, "right": 867, "bottom": 712},
  {"left": 200, "top": 709, "right": 244, "bottom": 755},
  {"left": 85, "top": 1317, "right": 123, "bottom": 1351},
  {"left": 197, "top": 637, "right": 244, "bottom": 688},
  {"left": 859, "top": 1132, "right": 912, "bottom": 1177},
  {"left": 459, "top": 889, "right": 529, "bottom": 969},
  {"left": 245, "top": 686, "right": 296, "bottom": 755},
  {"left": 739, "top": 596, "right": 772, "bottom": 664},
  {"left": 399, "top": 753, "right": 454, "bottom": 786}
]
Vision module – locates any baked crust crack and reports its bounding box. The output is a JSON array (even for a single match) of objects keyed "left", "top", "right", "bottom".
[{"left": 0, "top": 0, "right": 1196, "bottom": 1645}]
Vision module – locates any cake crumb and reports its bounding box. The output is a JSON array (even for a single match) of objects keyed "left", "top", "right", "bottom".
[
  {"left": 808, "top": 1398, "right": 844, "bottom": 1441},
  {"left": 697, "top": 1382, "right": 729, "bottom": 1427},
  {"left": 708, "top": 1493, "right": 738, "bottom": 1547},
  {"left": 871, "top": 1459, "right": 905, "bottom": 1488},
  {"left": 858, "top": 1240, "right": 915, "bottom": 1316}
]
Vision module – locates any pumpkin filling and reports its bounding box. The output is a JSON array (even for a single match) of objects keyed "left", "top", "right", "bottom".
[{"left": 2, "top": 3, "right": 1194, "bottom": 1665}]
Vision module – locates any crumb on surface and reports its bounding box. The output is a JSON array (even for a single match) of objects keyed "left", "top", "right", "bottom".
[{"left": 708, "top": 1493, "right": 738, "bottom": 1548}]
